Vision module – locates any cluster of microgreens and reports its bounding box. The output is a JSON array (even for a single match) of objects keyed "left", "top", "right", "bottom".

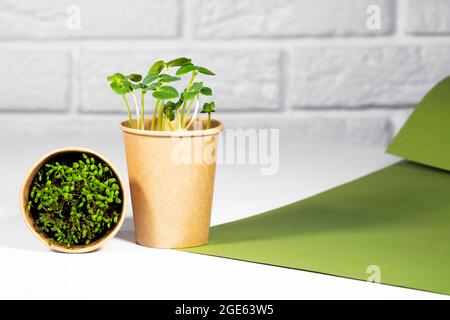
[
  {"left": 107, "top": 57, "right": 216, "bottom": 131},
  {"left": 28, "top": 154, "right": 122, "bottom": 248}
]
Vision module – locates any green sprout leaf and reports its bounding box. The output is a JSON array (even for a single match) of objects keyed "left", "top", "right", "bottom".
[
  {"left": 201, "top": 101, "right": 216, "bottom": 113},
  {"left": 195, "top": 66, "right": 215, "bottom": 76},
  {"left": 181, "top": 82, "right": 203, "bottom": 101},
  {"left": 152, "top": 86, "right": 179, "bottom": 100},
  {"left": 128, "top": 74, "right": 142, "bottom": 82},
  {"left": 147, "top": 81, "right": 161, "bottom": 90},
  {"left": 201, "top": 87, "right": 212, "bottom": 96},
  {"left": 176, "top": 63, "right": 196, "bottom": 75},
  {"left": 143, "top": 73, "right": 158, "bottom": 84},
  {"left": 164, "top": 101, "right": 177, "bottom": 121},
  {"left": 131, "top": 83, "right": 143, "bottom": 90},
  {"left": 148, "top": 60, "right": 165, "bottom": 75},
  {"left": 106, "top": 73, "right": 124, "bottom": 82},
  {"left": 107, "top": 73, "right": 132, "bottom": 95},
  {"left": 159, "top": 74, "right": 181, "bottom": 83},
  {"left": 181, "top": 91, "right": 197, "bottom": 101},
  {"left": 190, "top": 81, "right": 203, "bottom": 92},
  {"left": 166, "top": 57, "right": 191, "bottom": 67}
]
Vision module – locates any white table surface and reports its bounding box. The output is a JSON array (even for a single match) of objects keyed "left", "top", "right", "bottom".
[{"left": 0, "top": 131, "right": 448, "bottom": 300}]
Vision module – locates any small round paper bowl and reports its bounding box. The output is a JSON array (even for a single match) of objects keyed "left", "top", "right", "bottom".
[{"left": 19, "top": 147, "right": 127, "bottom": 253}]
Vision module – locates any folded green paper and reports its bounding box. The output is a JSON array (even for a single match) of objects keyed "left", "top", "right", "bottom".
[
  {"left": 184, "top": 77, "right": 450, "bottom": 295},
  {"left": 387, "top": 77, "right": 450, "bottom": 171}
]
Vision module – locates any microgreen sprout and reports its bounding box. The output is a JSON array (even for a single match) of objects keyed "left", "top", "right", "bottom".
[
  {"left": 27, "top": 153, "right": 123, "bottom": 248},
  {"left": 201, "top": 101, "right": 216, "bottom": 129},
  {"left": 107, "top": 57, "right": 216, "bottom": 131}
]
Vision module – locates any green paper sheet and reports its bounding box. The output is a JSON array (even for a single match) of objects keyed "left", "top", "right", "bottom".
[
  {"left": 387, "top": 77, "right": 450, "bottom": 171},
  {"left": 186, "top": 162, "right": 450, "bottom": 295},
  {"left": 184, "top": 77, "right": 450, "bottom": 295}
]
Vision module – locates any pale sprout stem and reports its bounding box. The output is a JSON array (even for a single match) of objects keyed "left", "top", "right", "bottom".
[
  {"left": 157, "top": 101, "right": 165, "bottom": 131},
  {"left": 185, "top": 96, "right": 200, "bottom": 130},
  {"left": 122, "top": 95, "right": 134, "bottom": 129},
  {"left": 176, "top": 108, "right": 182, "bottom": 130},
  {"left": 151, "top": 100, "right": 159, "bottom": 131},
  {"left": 180, "top": 71, "right": 197, "bottom": 128},
  {"left": 141, "top": 92, "right": 145, "bottom": 130},
  {"left": 167, "top": 120, "right": 174, "bottom": 131},
  {"left": 131, "top": 91, "right": 141, "bottom": 129},
  {"left": 183, "top": 99, "right": 195, "bottom": 129}
]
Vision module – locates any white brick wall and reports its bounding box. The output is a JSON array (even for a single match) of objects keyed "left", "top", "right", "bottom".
[
  {"left": 406, "top": 0, "right": 450, "bottom": 34},
  {"left": 0, "top": 0, "right": 179, "bottom": 39},
  {"left": 289, "top": 45, "right": 450, "bottom": 108},
  {"left": 192, "top": 0, "right": 395, "bottom": 38},
  {"left": 0, "top": 51, "right": 70, "bottom": 111},
  {"left": 0, "top": 0, "right": 450, "bottom": 146}
]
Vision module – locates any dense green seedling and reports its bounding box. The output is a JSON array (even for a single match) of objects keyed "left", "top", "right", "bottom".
[
  {"left": 107, "top": 57, "right": 217, "bottom": 131},
  {"left": 27, "top": 153, "right": 122, "bottom": 248}
]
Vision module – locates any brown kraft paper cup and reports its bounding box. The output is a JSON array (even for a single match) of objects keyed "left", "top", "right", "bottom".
[{"left": 120, "top": 117, "right": 224, "bottom": 249}]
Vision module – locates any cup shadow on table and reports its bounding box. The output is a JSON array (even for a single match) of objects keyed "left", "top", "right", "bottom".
[
  {"left": 116, "top": 217, "right": 136, "bottom": 243},
  {"left": 206, "top": 162, "right": 445, "bottom": 245},
  {"left": 115, "top": 163, "right": 442, "bottom": 247}
]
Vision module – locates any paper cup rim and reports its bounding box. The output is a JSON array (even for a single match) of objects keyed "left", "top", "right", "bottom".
[
  {"left": 120, "top": 117, "right": 224, "bottom": 137},
  {"left": 19, "top": 147, "right": 127, "bottom": 253}
]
